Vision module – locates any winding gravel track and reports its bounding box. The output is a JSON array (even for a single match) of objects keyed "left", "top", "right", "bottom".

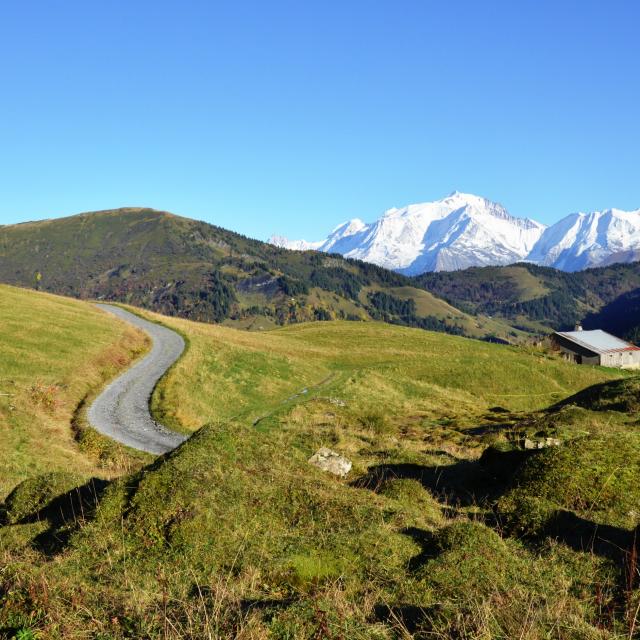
[{"left": 88, "top": 304, "right": 188, "bottom": 454}]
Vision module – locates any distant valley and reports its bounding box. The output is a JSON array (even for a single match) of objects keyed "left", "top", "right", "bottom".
[{"left": 414, "top": 262, "right": 640, "bottom": 342}]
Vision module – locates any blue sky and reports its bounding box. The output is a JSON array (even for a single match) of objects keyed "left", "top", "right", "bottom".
[{"left": 1, "top": 1, "right": 638, "bottom": 240}]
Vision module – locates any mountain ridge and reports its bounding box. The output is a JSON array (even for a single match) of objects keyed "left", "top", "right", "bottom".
[
  {"left": 0, "top": 206, "right": 522, "bottom": 342},
  {"left": 271, "top": 192, "right": 640, "bottom": 274},
  {"left": 4, "top": 205, "right": 640, "bottom": 341}
]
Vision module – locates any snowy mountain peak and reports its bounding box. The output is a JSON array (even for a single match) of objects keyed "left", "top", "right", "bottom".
[
  {"left": 271, "top": 193, "right": 546, "bottom": 274},
  {"left": 269, "top": 235, "right": 323, "bottom": 251},
  {"left": 439, "top": 191, "right": 542, "bottom": 228},
  {"left": 329, "top": 218, "right": 367, "bottom": 236},
  {"left": 526, "top": 206, "right": 640, "bottom": 271},
  {"left": 441, "top": 191, "right": 496, "bottom": 210},
  {"left": 442, "top": 190, "right": 487, "bottom": 206},
  {"left": 269, "top": 195, "right": 640, "bottom": 274}
]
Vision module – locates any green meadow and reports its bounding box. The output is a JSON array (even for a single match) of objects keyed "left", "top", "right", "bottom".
[{"left": 2, "top": 287, "right": 640, "bottom": 639}]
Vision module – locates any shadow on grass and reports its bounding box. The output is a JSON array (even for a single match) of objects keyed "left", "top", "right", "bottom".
[
  {"left": 401, "top": 526, "right": 439, "bottom": 570},
  {"left": 354, "top": 448, "right": 639, "bottom": 569},
  {"left": 351, "top": 461, "right": 491, "bottom": 507},
  {"left": 548, "top": 377, "right": 640, "bottom": 414},
  {"left": 13, "top": 478, "right": 110, "bottom": 557},
  {"left": 351, "top": 449, "right": 531, "bottom": 508},
  {"left": 358, "top": 459, "right": 639, "bottom": 563},
  {"left": 541, "top": 510, "right": 634, "bottom": 564},
  {"left": 373, "top": 602, "right": 439, "bottom": 634}
]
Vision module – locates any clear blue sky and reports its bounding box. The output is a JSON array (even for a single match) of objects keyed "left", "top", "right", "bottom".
[{"left": 1, "top": 1, "right": 638, "bottom": 240}]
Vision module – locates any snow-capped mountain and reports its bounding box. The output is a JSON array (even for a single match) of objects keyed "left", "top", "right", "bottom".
[
  {"left": 269, "top": 235, "right": 323, "bottom": 252},
  {"left": 271, "top": 192, "right": 546, "bottom": 275},
  {"left": 526, "top": 208, "right": 640, "bottom": 271},
  {"left": 270, "top": 193, "right": 640, "bottom": 274}
]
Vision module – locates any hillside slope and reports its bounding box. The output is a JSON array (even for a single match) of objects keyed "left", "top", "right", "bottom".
[
  {"left": 0, "top": 285, "right": 147, "bottom": 498},
  {"left": 582, "top": 288, "right": 640, "bottom": 342},
  {"left": 414, "top": 261, "right": 640, "bottom": 333},
  {"left": 0, "top": 207, "right": 520, "bottom": 341},
  {"left": 1, "top": 300, "right": 634, "bottom": 638}
]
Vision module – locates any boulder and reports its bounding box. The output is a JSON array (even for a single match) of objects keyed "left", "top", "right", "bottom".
[
  {"left": 308, "top": 447, "right": 352, "bottom": 477},
  {"left": 523, "top": 437, "right": 562, "bottom": 450}
]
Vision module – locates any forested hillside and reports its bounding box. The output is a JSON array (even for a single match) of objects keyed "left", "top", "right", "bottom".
[
  {"left": 0, "top": 208, "right": 519, "bottom": 341},
  {"left": 414, "top": 262, "right": 640, "bottom": 334},
  {"left": 5, "top": 207, "right": 639, "bottom": 342},
  {"left": 583, "top": 288, "right": 640, "bottom": 341}
]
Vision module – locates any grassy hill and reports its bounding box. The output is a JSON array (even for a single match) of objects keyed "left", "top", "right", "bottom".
[
  {"left": 414, "top": 261, "right": 640, "bottom": 336},
  {"left": 3, "top": 290, "right": 639, "bottom": 638},
  {"left": 0, "top": 285, "right": 149, "bottom": 499},
  {"left": 0, "top": 207, "right": 524, "bottom": 342}
]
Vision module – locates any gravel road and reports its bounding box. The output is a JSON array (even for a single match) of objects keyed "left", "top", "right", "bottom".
[{"left": 87, "top": 304, "right": 188, "bottom": 454}]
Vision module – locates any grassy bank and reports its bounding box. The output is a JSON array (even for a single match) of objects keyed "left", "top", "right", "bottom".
[{"left": 0, "top": 285, "right": 148, "bottom": 499}]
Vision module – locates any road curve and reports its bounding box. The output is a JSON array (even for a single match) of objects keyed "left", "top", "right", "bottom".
[{"left": 88, "top": 304, "right": 188, "bottom": 454}]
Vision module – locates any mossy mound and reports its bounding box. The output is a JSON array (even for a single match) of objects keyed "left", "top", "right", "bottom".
[
  {"left": 498, "top": 431, "right": 640, "bottom": 534},
  {"left": 379, "top": 478, "right": 443, "bottom": 524},
  {"left": 2, "top": 472, "right": 86, "bottom": 525},
  {"left": 405, "top": 521, "right": 601, "bottom": 638},
  {"left": 555, "top": 377, "right": 640, "bottom": 414},
  {"left": 415, "top": 521, "right": 528, "bottom": 597},
  {"left": 68, "top": 423, "right": 422, "bottom": 590}
]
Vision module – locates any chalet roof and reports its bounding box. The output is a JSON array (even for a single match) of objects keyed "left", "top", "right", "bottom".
[{"left": 554, "top": 329, "right": 640, "bottom": 355}]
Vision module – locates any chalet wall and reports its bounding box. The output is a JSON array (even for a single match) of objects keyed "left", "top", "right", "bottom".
[{"left": 601, "top": 350, "right": 640, "bottom": 369}]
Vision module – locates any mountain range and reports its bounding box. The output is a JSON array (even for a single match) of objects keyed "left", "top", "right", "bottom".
[
  {"left": 270, "top": 192, "right": 640, "bottom": 274},
  {"left": 4, "top": 206, "right": 640, "bottom": 343},
  {"left": 0, "top": 207, "right": 518, "bottom": 341}
]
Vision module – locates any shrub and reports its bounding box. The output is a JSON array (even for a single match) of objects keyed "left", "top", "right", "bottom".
[{"left": 29, "top": 382, "right": 62, "bottom": 413}]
